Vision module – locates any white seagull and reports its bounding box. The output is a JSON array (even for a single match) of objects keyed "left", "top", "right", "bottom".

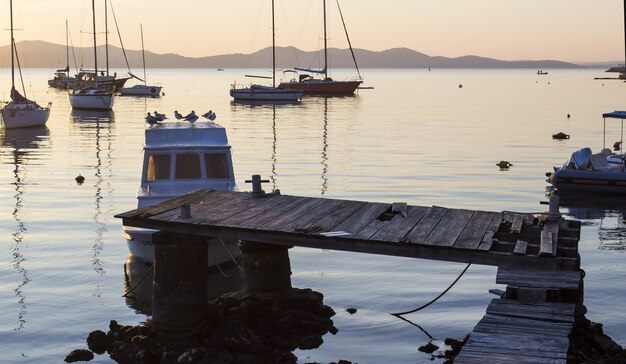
[
  {"left": 183, "top": 110, "right": 199, "bottom": 123},
  {"left": 145, "top": 112, "right": 160, "bottom": 126}
]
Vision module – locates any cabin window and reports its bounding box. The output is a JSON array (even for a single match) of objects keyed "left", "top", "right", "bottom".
[
  {"left": 146, "top": 154, "right": 171, "bottom": 181},
  {"left": 204, "top": 153, "right": 230, "bottom": 178},
  {"left": 175, "top": 153, "right": 201, "bottom": 179}
]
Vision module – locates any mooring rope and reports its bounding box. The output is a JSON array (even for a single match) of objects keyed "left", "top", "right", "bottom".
[
  {"left": 213, "top": 237, "right": 244, "bottom": 278},
  {"left": 122, "top": 263, "right": 154, "bottom": 298},
  {"left": 391, "top": 263, "right": 471, "bottom": 316}
]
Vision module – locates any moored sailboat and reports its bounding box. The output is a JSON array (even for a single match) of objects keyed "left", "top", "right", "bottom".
[
  {"left": 230, "top": 0, "right": 303, "bottom": 102},
  {"left": 278, "top": 0, "right": 362, "bottom": 95},
  {"left": 68, "top": 0, "right": 115, "bottom": 110},
  {"left": 1, "top": 0, "right": 50, "bottom": 129},
  {"left": 119, "top": 24, "right": 162, "bottom": 97}
]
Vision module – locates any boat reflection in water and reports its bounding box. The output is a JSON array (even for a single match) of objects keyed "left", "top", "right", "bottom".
[
  {"left": 123, "top": 254, "right": 244, "bottom": 315},
  {"left": 1, "top": 126, "right": 50, "bottom": 330},
  {"left": 552, "top": 191, "right": 626, "bottom": 251}
]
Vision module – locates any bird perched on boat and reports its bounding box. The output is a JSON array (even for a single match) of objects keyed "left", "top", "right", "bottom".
[
  {"left": 202, "top": 110, "right": 216, "bottom": 121},
  {"left": 145, "top": 112, "right": 160, "bottom": 126},
  {"left": 183, "top": 110, "right": 199, "bottom": 123},
  {"left": 614, "top": 141, "right": 623, "bottom": 151},
  {"left": 496, "top": 161, "right": 513, "bottom": 169},
  {"left": 154, "top": 111, "right": 167, "bottom": 121},
  {"left": 174, "top": 110, "right": 184, "bottom": 120}
]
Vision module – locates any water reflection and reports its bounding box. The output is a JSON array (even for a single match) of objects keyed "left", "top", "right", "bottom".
[
  {"left": 555, "top": 191, "right": 626, "bottom": 250},
  {"left": 70, "top": 111, "right": 114, "bottom": 290},
  {"left": 123, "top": 254, "right": 244, "bottom": 315},
  {"left": 320, "top": 97, "right": 329, "bottom": 195},
  {"left": 1, "top": 126, "right": 50, "bottom": 330}
]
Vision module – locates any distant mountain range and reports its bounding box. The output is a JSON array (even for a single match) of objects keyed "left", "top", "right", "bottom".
[{"left": 0, "top": 40, "right": 590, "bottom": 70}]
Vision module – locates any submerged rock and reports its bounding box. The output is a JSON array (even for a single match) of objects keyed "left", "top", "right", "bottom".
[
  {"left": 64, "top": 348, "right": 94, "bottom": 362},
  {"left": 418, "top": 342, "right": 439, "bottom": 354}
]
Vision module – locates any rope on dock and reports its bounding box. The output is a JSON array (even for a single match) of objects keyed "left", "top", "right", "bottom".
[{"left": 391, "top": 263, "right": 471, "bottom": 316}]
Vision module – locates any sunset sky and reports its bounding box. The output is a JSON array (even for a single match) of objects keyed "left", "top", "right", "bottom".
[{"left": 1, "top": 0, "right": 624, "bottom": 63}]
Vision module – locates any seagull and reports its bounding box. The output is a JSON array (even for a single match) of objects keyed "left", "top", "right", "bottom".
[
  {"left": 202, "top": 110, "right": 216, "bottom": 121},
  {"left": 145, "top": 112, "right": 160, "bottom": 126},
  {"left": 183, "top": 110, "right": 198, "bottom": 123},
  {"left": 154, "top": 111, "right": 167, "bottom": 121},
  {"left": 174, "top": 110, "right": 184, "bottom": 120}
]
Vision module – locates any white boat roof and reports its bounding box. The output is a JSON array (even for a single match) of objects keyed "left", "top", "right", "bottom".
[
  {"left": 602, "top": 111, "right": 626, "bottom": 119},
  {"left": 145, "top": 121, "right": 229, "bottom": 148}
]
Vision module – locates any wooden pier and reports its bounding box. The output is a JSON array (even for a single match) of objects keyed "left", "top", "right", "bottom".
[{"left": 116, "top": 186, "right": 583, "bottom": 362}]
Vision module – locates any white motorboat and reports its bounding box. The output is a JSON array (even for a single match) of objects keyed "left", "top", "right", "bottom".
[
  {"left": 547, "top": 111, "right": 626, "bottom": 193},
  {"left": 1, "top": 0, "right": 50, "bottom": 129},
  {"left": 122, "top": 121, "right": 239, "bottom": 266},
  {"left": 230, "top": 0, "right": 303, "bottom": 102},
  {"left": 68, "top": 0, "right": 115, "bottom": 110}
]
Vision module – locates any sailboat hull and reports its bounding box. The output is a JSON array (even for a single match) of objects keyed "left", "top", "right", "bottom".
[
  {"left": 278, "top": 79, "right": 362, "bottom": 95},
  {"left": 68, "top": 91, "right": 115, "bottom": 110},
  {"left": 230, "top": 86, "right": 303, "bottom": 101},
  {"left": 119, "top": 84, "right": 162, "bottom": 96},
  {"left": 1, "top": 105, "right": 50, "bottom": 129}
]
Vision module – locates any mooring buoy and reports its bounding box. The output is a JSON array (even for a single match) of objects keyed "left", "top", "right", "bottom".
[
  {"left": 552, "top": 132, "right": 570, "bottom": 140},
  {"left": 75, "top": 174, "right": 85, "bottom": 184},
  {"left": 496, "top": 161, "right": 512, "bottom": 169}
]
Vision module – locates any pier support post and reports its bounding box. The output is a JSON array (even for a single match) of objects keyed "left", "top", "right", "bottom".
[
  {"left": 240, "top": 241, "right": 292, "bottom": 292},
  {"left": 151, "top": 232, "right": 208, "bottom": 338}
]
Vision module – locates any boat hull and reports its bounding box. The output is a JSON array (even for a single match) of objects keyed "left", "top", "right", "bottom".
[
  {"left": 123, "top": 226, "right": 240, "bottom": 266},
  {"left": 1, "top": 105, "right": 50, "bottom": 129},
  {"left": 549, "top": 167, "right": 626, "bottom": 193},
  {"left": 230, "top": 87, "right": 303, "bottom": 101},
  {"left": 68, "top": 92, "right": 115, "bottom": 110},
  {"left": 119, "top": 85, "right": 162, "bottom": 97},
  {"left": 278, "top": 80, "right": 362, "bottom": 95}
]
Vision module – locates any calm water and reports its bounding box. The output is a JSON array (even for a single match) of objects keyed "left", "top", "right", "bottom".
[{"left": 1, "top": 68, "right": 626, "bottom": 363}]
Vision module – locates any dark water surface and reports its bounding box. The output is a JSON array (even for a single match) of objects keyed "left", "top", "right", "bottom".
[{"left": 1, "top": 68, "right": 625, "bottom": 363}]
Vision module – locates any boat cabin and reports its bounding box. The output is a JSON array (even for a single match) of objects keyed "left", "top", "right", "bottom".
[{"left": 138, "top": 121, "right": 236, "bottom": 208}]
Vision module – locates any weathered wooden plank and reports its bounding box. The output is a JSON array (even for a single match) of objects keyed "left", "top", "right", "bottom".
[
  {"left": 148, "top": 190, "right": 250, "bottom": 223},
  {"left": 510, "top": 214, "right": 525, "bottom": 233},
  {"left": 353, "top": 219, "right": 388, "bottom": 240},
  {"left": 496, "top": 268, "right": 581, "bottom": 289},
  {"left": 460, "top": 345, "right": 568, "bottom": 359},
  {"left": 465, "top": 331, "right": 569, "bottom": 352},
  {"left": 540, "top": 230, "right": 554, "bottom": 256},
  {"left": 260, "top": 198, "right": 329, "bottom": 230},
  {"left": 298, "top": 200, "right": 368, "bottom": 234},
  {"left": 455, "top": 211, "right": 499, "bottom": 250},
  {"left": 238, "top": 196, "right": 315, "bottom": 228},
  {"left": 423, "top": 209, "right": 475, "bottom": 247},
  {"left": 543, "top": 221, "right": 560, "bottom": 257},
  {"left": 219, "top": 194, "right": 293, "bottom": 226},
  {"left": 513, "top": 240, "right": 528, "bottom": 255},
  {"left": 476, "top": 213, "right": 502, "bottom": 251},
  {"left": 402, "top": 206, "right": 448, "bottom": 244},
  {"left": 281, "top": 198, "right": 349, "bottom": 233},
  {"left": 486, "top": 299, "right": 575, "bottom": 323},
  {"left": 331, "top": 202, "right": 390, "bottom": 236},
  {"left": 116, "top": 189, "right": 223, "bottom": 218},
  {"left": 456, "top": 352, "right": 565, "bottom": 364},
  {"left": 370, "top": 206, "right": 430, "bottom": 242}
]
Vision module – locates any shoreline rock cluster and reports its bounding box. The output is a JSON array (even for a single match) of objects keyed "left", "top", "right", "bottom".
[{"left": 65, "top": 288, "right": 343, "bottom": 364}]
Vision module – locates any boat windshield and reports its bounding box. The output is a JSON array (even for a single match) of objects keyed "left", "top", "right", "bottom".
[
  {"left": 205, "top": 153, "right": 230, "bottom": 178},
  {"left": 175, "top": 153, "right": 201, "bottom": 179},
  {"left": 146, "top": 154, "right": 171, "bottom": 181}
]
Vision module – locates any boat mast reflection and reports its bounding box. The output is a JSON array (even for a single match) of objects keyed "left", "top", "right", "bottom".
[
  {"left": 321, "top": 97, "right": 329, "bottom": 195},
  {"left": 1, "top": 126, "right": 50, "bottom": 330}
]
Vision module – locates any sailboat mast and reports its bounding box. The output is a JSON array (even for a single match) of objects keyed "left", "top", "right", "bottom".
[
  {"left": 270, "top": 0, "right": 272, "bottom": 86},
  {"left": 104, "top": 0, "right": 109, "bottom": 76},
  {"left": 92, "top": 0, "right": 98, "bottom": 87},
  {"left": 65, "top": 20, "right": 70, "bottom": 71},
  {"left": 140, "top": 24, "right": 146, "bottom": 86},
  {"left": 323, "top": 0, "right": 328, "bottom": 79},
  {"left": 10, "top": 0, "right": 15, "bottom": 90}
]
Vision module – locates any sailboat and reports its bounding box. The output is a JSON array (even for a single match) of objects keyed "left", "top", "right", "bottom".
[
  {"left": 230, "top": 0, "right": 304, "bottom": 101},
  {"left": 68, "top": 0, "right": 115, "bottom": 110},
  {"left": 278, "top": 0, "right": 362, "bottom": 95},
  {"left": 48, "top": 20, "right": 78, "bottom": 89},
  {"left": 1, "top": 0, "right": 51, "bottom": 129},
  {"left": 119, "top": 24, "right": 162, "bottom": 97}
]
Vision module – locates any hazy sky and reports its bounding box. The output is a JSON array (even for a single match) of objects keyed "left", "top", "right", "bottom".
[{"left": 1, "top": 0, "right": 624, "bottom": 63}]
